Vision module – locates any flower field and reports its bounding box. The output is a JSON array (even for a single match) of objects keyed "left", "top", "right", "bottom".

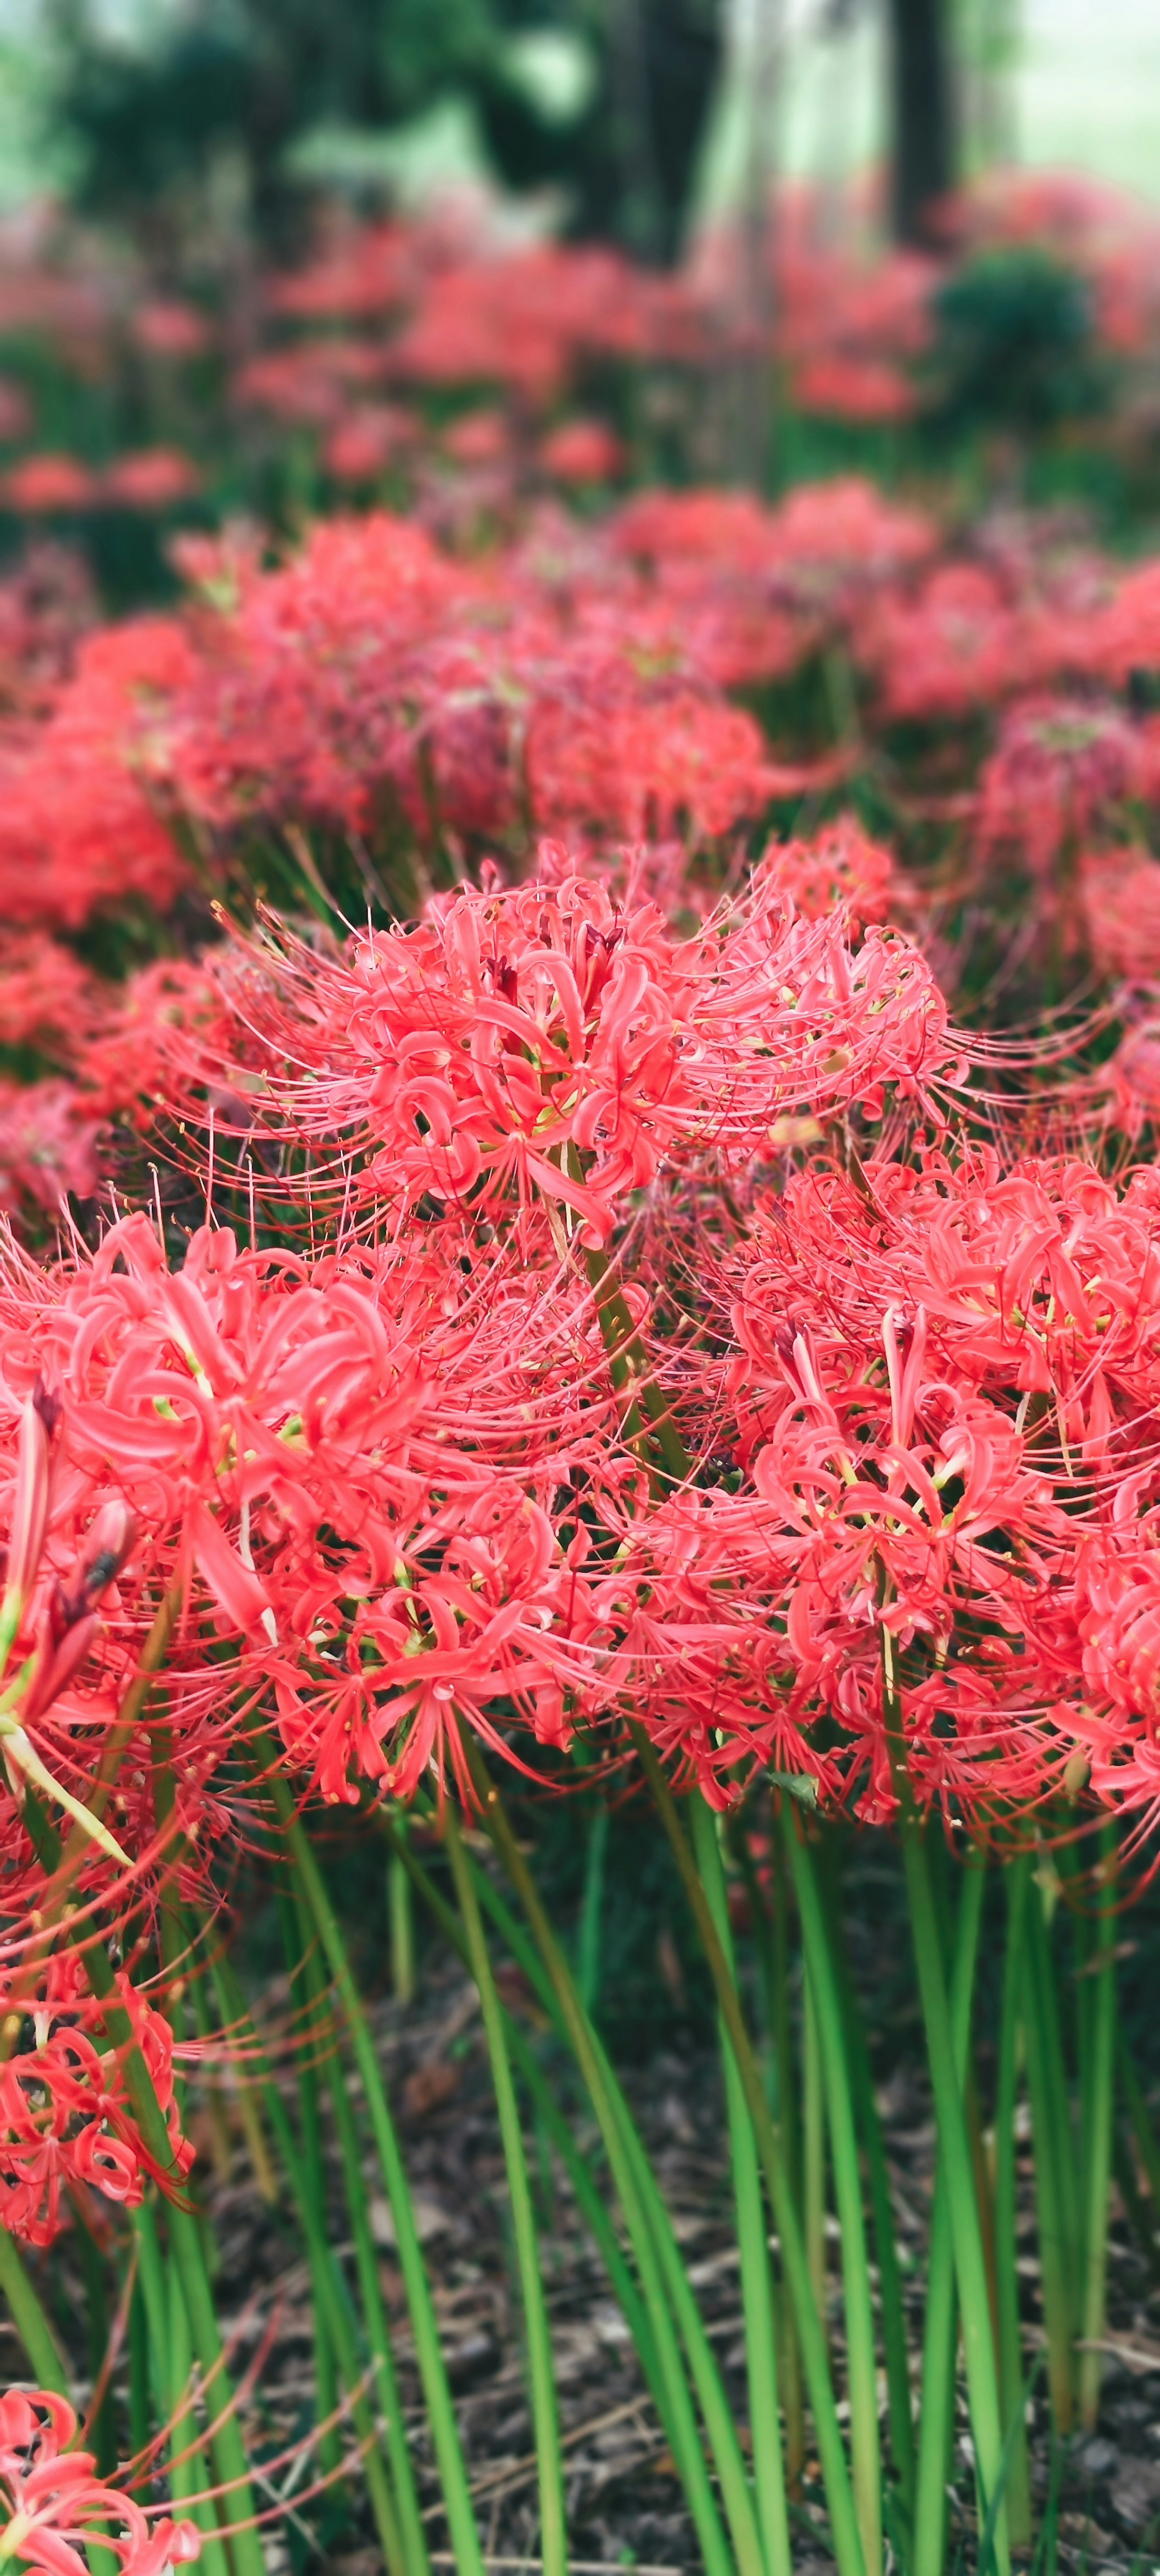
[{"left": 4, "top": 165, "right": 1160, "bottom": 2576}]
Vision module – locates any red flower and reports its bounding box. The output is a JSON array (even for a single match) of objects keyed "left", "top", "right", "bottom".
[{"left": 0, "top": 2387, "right": 200, "bottom": 2574}]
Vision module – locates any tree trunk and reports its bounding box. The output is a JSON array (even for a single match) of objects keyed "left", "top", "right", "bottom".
[{"left": 887, "top": 0, "right": 957, "bottom": 246}]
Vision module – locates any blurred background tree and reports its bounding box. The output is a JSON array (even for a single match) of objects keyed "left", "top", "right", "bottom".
[
  {"left": 44, "top": 0, "right": 724, "bottom": 264},
  {"left": 885, "top": 0, "right": 956, "bottom": 240}
]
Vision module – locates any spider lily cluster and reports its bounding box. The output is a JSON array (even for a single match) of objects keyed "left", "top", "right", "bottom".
[{"left": 1, "top": 169, "right": 1160, "bottom": 2576}]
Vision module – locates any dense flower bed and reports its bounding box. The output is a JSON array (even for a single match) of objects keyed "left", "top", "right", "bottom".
[{"left": 1, "top": 169, "right": 1160, "bottom": 2576}]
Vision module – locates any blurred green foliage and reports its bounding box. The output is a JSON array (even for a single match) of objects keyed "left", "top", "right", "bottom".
[
  {"left": 924, "top": 246, "right": 1110, "bottom": 438},
  {"left": 47, "top": 0, "right": 722, "bottom": 262}
]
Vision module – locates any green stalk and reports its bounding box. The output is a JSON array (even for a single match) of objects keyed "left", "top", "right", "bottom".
[
  {"left": 728, "top": 1813, "right": 804, "bottom": 2488},
  {"left": 167, "top": 2251, "right": 205, "bottom": 2523},
  {"left": 611, "top": 2060, "right": 768, "bottom": 2576},
  {"left": 264, "top": 1770, "right": 485, "bottom": 2576},
  {"left": 276, "top": 1879, "right": 341, "bottom": 2479},
  {"left": 383, "top": 1814, "right": 668, "bottom": 2419},
  {"left": 455, "top": 1775, "right": 748, "bottom": 2576},
  {"left": 803, "top": 1973, "right": 827, "bottom": 2325},
  {"left": 769, "top": 1824, "right": 805, "bottom": 2492},
  {"left": 0, "top": 2229, "right": 70, "bottom": 2394},
  {"left": 992, "top": 1854, "right": 1032, "bottom": 2548},
  {"left": 901, "top": 1827, "right": 1009, "bottom": 2576},
  {"left": 787, "top": 1818, "right": 882, "bottom": 2576},
  {"left": 693, "top": 1795, "right": 793, "bottom": 2576},
  {"left": 444, "top": 1799, "right": 567, "bottom": 2576},
  {"left": 184, "top": 1918, "right": 232, "bottom": 2182},
  {"left": 73, "top": 2201, "right": 118, "bottom": 2477},
  {"left": 446, "top": 1781, "right": 780, "bottom": 2576},
  {"left": 207, "top": 1940, "right": 415, "bottom": 2576},
  {"left": 153, "top": 1746, "right": 235, "bottom": 2576},
  {"left": 627, "top": 1726, "right": 867, "bottom": 2576},
  {"left": 388, "top": 1807, "right": 416, "bottom": 2004},
  {"left": 1113, "top": 2129, "right": 1160, "bottom": 2281},
  {"left": 577, "top": 1803, "right": 609, "bottom": 2018},
  {"left": 912, "top": 1848, "right": 986, "bottom": 2576},
  {"left": 582, "top": 1243, "right": 689, "bottom": 1488},
  {"left": 23, "top": 1789, "right": 266, "bottom": 2576},
  {"left": 1077, "top": 1825, "right": 1117, "bottom": 2432},
  {"left": 130, "top": 2201, "right": 230, "bottom": 2576},
  {"left": 880, "top": 1630, "right": 1009, "bottom": 2576},
  {"left": 1119, "top": 2032, "right": 1160, "bottom": 2213},
  {"left": 1023, "top": 1886, "right": 1077, "bottom": 2433},
  {"left": 128, "top": 2273, "right": 151, "bottom": 2472},
  {"left": 501, "top": 1848, "right": 765, "bottom": 2576},
  {"left": 829, "top": 1893, "right": 915, "bottom": 2513},
  {"left": 1033, "top": 1883, "right": 1081, "bottom": 2276}
]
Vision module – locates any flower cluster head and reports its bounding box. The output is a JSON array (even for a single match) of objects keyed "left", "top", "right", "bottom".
[
  {"left": 0, "top": 1956, "right": 190, "bottom": 2245},
  {"left": 0, "top": 2387, "right": 199, "bottom": 2576},
  {"left": 140, "top": 862, "right": 955, "bottom": 1248}
]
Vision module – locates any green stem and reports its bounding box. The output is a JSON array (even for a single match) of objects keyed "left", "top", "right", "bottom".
[
  {"left": 787, "top": 1819, "right": 882, "bottom": 2576},
  {"left": 693, "top": 1796, "right": 793, "bottom": 2576},
  {"left": 388, "top": 1807, "right": 415, "bottom": 2004},
  {"left": 134, "top": 2196, "right": 231, "bottom": 2576},
  {"left": 993, "top": 1856, "right": 1032, "bottom": 2548},
  {"left": 265, "top": 1770, "right": 485, "bottom": 2576},
  {"left": 73, "top": 2201, "right": 117, "bottom": 2477},
  {"left": 732, "top": 1813, "right": 804, "bottom": 2493},
  {"left": 0, "top": 2228, "right": 69, "bottom": 2394},
  {"left": 829, "top": 1889, "right": 915, "bottom": 2514},
  {"left": 1078, "top": 1825, "right": 1116, "bottom": 2432},
  {"left": 901, "top": 1829, "right": 1009, "bottom": 2576},
  {"left": 276, "top": 1879, "right": 341, "bottom": 2479},
  {"left": 128, "top": 2273, "right": 151, "bottom": 2472},
  {"left": 133, "top": 2202, "right": 230, "bottom": 2576},
  {"left": 880, "top": 1621, "right": 1009, "bottom": 2576},
  {"left": 445, "top": 1799, "right": 567, "bottom": 2576},
  {"left": 728, "top": 1813, "right": 805, "bottom": 2486},
  {"left": 627, "top": 1725, "right": 867, "bottom": 2576},
  {"left": 23, "top": 1789, "right": 265, "bottom": 2576},
  {"left": 1023, "top": 1884, "right": 1076, "bottom": 2434},
  {"left": 912, "top": 1848, "right": 986, "bottom": 2576},
  {"left": 1118, "top": 2031, "right": 1160, "bottom": 2212},
  {"left": 582, "top": 1243, "right": 689, "bottom": 1489},
  {"left": 769, "top": 1826, "right": 805, "bottom": 2491},
  {"left": 457, "top": 1773, "right": 746, "bottom": 2576},
  {"left": 1113, "top": 2129, "right": 1160, "bottom": 2281},
  {"left": 384, "top": 1814, "right": 668, "bottom": 2425},
  {"left": 208, "top": 1941, "right": 414, "bottom": 2576},
  {"left": 577, "top": 1803, "right": 609, "bottom": 2019},
  {"left": 803, "top": 1971, "right": 827, "bottom": 2327}
]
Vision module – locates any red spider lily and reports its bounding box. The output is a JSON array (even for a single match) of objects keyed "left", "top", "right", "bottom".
[
  {"left": 130, "top": 869, "right": 955, "bottom": 1249},
  {"left": 538, "top": 420, "right": 625, "bottom": 485},
  {"left": 698, "top": 1143, "right": 1160, "bottom": 1822},
  {"left": 977, "top": 694, "right": 1145, "bottom": 882},
  {"left": 0, "top": 1968, "right": 192, "bottom": 2245},
  {"left": 756, "top": 818, "right": 906, "bottom": 935},
  {"left": 0, "top": 935, "right": 94, "bottom": 1059},
  {"left": 0, "top": 547, "right": 96, "bottom": 720},
  {"left": 0, "top": 619, "right": 196, "bottom": 929},
  {"left": 0, "top": 1082, "right": 102, "bottom": 1221},
  {"left": 131, "top": 299, "right": 211, "bottom": 360},
  {"left": 2, "top": 458, "right": 98, "bottom": 516},
  {"left": 0, "top": 1206, "right": 627, "bottom": 1809},
  {"left": 99, "top": 452, "right": 201, "bottom": 513},
  {"left": 1076, "top": 846, "right": 1160, "bottom": 985},
  {"left": 0, "top": 2387, "right": 199, "bottom": 2574}
]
